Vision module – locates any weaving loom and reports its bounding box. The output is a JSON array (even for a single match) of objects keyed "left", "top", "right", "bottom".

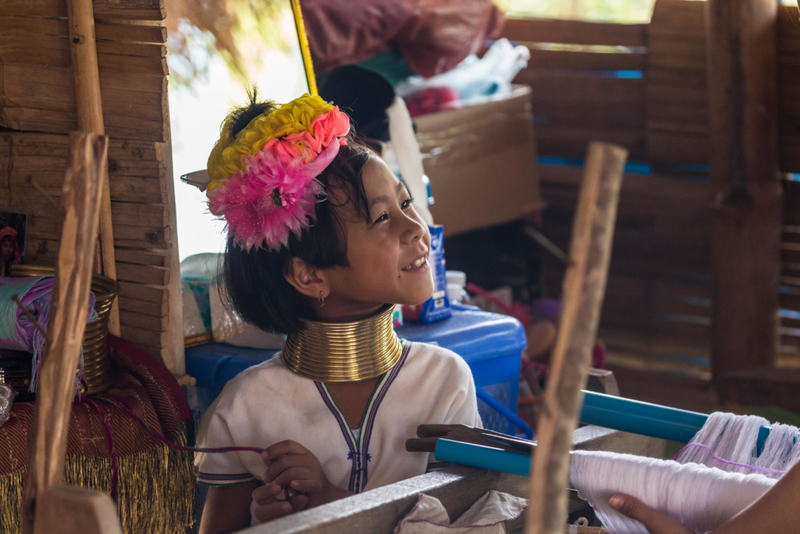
[{"left": 415, "top": 394, "right": 800, "bottom": 534}]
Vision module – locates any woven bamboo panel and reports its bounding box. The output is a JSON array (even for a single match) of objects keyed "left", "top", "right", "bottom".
[
  {"left": 506, "top": 17, "right": 647, "bottom": 160},
  {"left": 0, "top": 2, "right": 178, "bottom": 367},
  {"left": 506, "top": 2, "right": 800, "bottom": 369},
  {"left": 645, "top": 0, "right": 708, "bottom": 165}
]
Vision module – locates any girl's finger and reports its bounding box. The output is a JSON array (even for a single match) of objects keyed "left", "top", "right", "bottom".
[
  {"left": 290, "top": 479, "right": 323, "bottom": 494},
  {"left": 253, "top": 501, "right": 293, "bottom": 524},
  {"left": 261, "top": 440, "right": 309, "bottom": 463},
  {"left": 265, "top": 454, "right": 313, "bottom": 482},
  {"left": 290, "top": 494, "right": 310, "bottom": 511},
  {"left": 251, "top": 483, "right": 281, "bottom": 505},
  {"left": 271, "top": 467, "right": 313, "bottom": 490}
]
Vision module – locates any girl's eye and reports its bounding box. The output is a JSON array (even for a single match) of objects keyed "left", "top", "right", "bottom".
[
  {"left": 402, "top": 197, "right": 414, "bottom": 209},
  {"left": 375, "top": 213, "right": 389, "bottom": 223}
]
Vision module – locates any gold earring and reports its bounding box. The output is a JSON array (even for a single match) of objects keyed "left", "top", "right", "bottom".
[{"left": 319, "top": 291, "right": 325, "bottom": 308}]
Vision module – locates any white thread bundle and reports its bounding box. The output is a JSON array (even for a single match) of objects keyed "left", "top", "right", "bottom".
[
  {"left": 571, "top": 412, "right": 800, "bottom": 533},
  {"left": 570, "top": 451, "right": 775, "bottom": 534}
]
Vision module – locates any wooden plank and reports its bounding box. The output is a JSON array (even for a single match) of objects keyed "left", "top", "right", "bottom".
[
  {"left": 530, "top": 104, "right": 644, "bottom": 129},
  {"left": 109, "top": 177, "right": 167, "bottom": 204},
  {"left": 779, "top": 135, "right": 800, "bottom": 173},
  {"left": 111, "top": 202, "right": 168, "bottom": 227},
  {"left": 0, "top": 0, "right": 164, "bottom": 20},
  {"left": 0, "top": 17, "right": 166, "bottom": 44},
  {"left": 708, "top": 0, "right": 781, "bottom": 377},
  {"left": 649, "top": 0, "right": 707, "bottom": 39},
  {"left": 116, "top": 261, "right": 169, "bottom": 286},
  {"left": 502, "top": 17, "right": 647, "bottom": 47},
  {"left": 537, "top": 124, "right": 645, "bottom": 159},
  {"left": 646, "top": 131, "right": 709, "bottom": 164},
  {"left": 778, "top": 5, "right": 800, "bottom": 53},
  {"left": 118, "top": 281, "right": 168, "bottom": 303},
  {"left": 0, "top": 106, "right": 166, "bottom": 142},
  {"left": 118, "top": 295, "right": 168, "bottom": 316},
  {"left": 0, "top": 41, "right": 167, "bottom": 76},
  {"left": 120, "top": 325, "right": 168, "bottom": 347},
  {"left": 521, "top": 48, "right": 646, "bottom": 71},
  {"left": 115, "top": 249, "right": 169, "bottom": 267},
  {"left": 2, "top": 63, "right": 167, "bottom": 94},
  {"left": 520, "top": 72, "right": 644, "bottom": 106},
  {"left": 119, "top": 309, "right": 168, "bottom": 332}
]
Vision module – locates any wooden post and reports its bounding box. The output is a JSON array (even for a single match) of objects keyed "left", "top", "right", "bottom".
[
  {"left": 526, "top": 142, "right": 627, "bottom": 534},
  {"left": 706, "top": 0, "right": 782, "bottom": 379},
  {"left": 67, "top": 0, "right": 121, "bottom": 337},
  {"left": 21, "top": 132, "right": 108, "bottom": 534},
  {"left": 33, "top": 487, "right": 122, "bottom": 534}
]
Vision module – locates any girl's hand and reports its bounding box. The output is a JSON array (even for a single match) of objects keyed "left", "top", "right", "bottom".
[
  {"left": 609, "top": 495, "right": 694, "bottom": 534},
  {"left": 261, "top": 440, "right": 352, "bottom": 511}
]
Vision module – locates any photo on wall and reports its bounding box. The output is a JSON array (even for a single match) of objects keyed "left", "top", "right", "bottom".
[{"left": 0, "top": 208, "right": 27, "bottom": 276}]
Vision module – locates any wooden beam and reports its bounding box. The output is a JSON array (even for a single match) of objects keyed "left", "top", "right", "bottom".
[
  {"left": 67, "top": 0, "right": 120, "bottom": 336},
  {"left": 526, "top": 142, "right": 627, "bottom": 534},
  {"left": 21, "top": 131, "right": 107, "bottom": 534},
  {"left": 707, "top": 0, "right": 782, "bottom": 378}
]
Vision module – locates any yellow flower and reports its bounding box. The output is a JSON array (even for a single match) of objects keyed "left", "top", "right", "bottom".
[{"left": 206, "top": 94, "right": 334, "bottom": 190}]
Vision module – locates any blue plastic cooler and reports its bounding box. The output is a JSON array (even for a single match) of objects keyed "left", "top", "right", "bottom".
[{"left": 185, "top": 304, "right": 528, "bottom": 435}]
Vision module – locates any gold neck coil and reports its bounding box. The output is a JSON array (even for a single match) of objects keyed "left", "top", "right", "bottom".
[{"left": 282, "top": 304, "right": 403, "bottom": 382}]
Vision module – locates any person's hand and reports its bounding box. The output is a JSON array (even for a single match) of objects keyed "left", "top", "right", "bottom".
[
  {"left": 609, "top": 494, "right": 695, "bottom": 534},
  {"left": 260, "top": 440, "right": 351, "bottom": 513}
]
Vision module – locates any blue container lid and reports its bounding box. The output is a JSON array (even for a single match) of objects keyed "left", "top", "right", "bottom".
[
  {"left": 395, "top": 304, "right": 527, "bottom": 363},
  {"left": 186, "top": 304, "right": 527, "bottom": 390}
]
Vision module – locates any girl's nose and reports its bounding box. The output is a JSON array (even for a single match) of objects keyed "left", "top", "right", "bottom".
[{"left": 401, "top": 212, "right": 426, "bottom": 244}]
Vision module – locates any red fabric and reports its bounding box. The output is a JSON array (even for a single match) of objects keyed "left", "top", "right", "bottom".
[
  {"left": 301, "top": 0, "right": 505, "bottom": 78},
  {"left": 0, "top": 335, "right": 192, "bottom": 474}
]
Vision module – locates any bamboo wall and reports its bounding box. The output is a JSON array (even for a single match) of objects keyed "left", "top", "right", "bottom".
[
  {"left": 505, "top": 0, "right": 800, "bottom": 372},
  {"left": 0, "top": 0, "right": 182, "bottom": 369}
]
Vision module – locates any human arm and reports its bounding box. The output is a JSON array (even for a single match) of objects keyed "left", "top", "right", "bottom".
[
  {"left": 609, "top": 460, "right": 800, "bottom": 534},
  {"left": 199, "top": 481, "right": 259, "bottom": 534}
]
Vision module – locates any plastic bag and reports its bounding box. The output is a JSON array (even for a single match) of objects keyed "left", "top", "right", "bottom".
[{"left": 396, "top": 39, "right": 531, "bottom": 108}]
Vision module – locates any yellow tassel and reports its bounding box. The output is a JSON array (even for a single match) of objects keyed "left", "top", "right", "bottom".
[{"left": 0, "top": 424, "right": 195, "bottom": 533}]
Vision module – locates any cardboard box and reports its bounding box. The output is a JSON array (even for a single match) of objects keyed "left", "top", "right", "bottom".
[{"left": 413, "top": 85, "right": 544, "bottom": 237}]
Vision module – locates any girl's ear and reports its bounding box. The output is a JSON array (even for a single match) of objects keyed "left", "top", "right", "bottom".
[{"left": 284, "top": 258, "right": 329, "bottom": 300}]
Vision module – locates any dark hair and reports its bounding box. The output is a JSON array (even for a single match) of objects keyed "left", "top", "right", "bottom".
[
  {"left": 0, "top": 235, "right": 14, "bottom": 244},
  {"left": 221, "top": 99, "right": 376, "bottom": 334}
]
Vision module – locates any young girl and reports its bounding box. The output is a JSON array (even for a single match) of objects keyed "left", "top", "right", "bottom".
[{"left": 195, "top": 93, "right": 481, "bottom": 533}]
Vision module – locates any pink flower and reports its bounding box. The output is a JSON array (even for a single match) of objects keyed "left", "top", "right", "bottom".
[
  {"left": 311, "top": 107, "right": 350, "bottom": 148},
  {"left": 208, "top": 142, "right": 341, "bottom": 251}
]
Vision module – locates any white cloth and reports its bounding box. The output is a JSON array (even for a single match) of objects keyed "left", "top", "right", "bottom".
[
  {"left": 393, "top": 491, "right": 526, "bottom": 534},
  {"left": 194, "top": 341, "right": 482, "bottom": 524}
]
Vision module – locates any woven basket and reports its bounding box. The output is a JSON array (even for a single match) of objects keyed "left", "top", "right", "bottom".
[{"left": 10, "top": 265, "right": 118, "bottom": 394}]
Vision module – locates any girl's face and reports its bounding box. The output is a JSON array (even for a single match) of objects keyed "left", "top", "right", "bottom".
[
  {"left": 1, "top": 239, "right": 15, "bottom": 261},
  {"left": 320, "top": 158, "right": 433, "bottom": 318}
]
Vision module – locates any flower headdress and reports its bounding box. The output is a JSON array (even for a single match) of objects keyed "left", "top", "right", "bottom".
[{"left": 206, "top": 94, "right": 351, "bottom": 251}]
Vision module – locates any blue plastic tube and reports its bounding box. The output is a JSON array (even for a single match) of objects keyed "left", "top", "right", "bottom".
[
  {"left": 580, "top": 390, "right": 771, "bottom": 454},
  {"left": 434, "top": 438, "right": 531, "bottom": 476}
]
